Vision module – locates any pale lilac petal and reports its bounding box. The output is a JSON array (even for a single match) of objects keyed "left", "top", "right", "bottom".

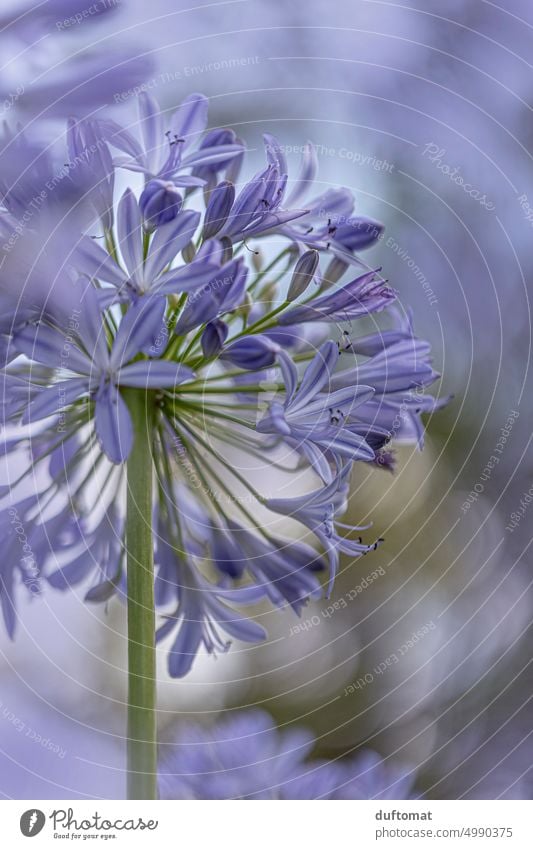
[
  {"left": 138, "top": 92, "right": 164, "bottom": 172},
  {"left": 75, "top": 282, "right": 109, "bottom": 370},
  {"left": 290, "top": 340, "right": 339, "bottom": 412},
  {"left": 302, "top": 385, "right": 375, "bottom": 418},
  {"left": 112, "top": 158, "right": 151, "bottom": 174},
  {"left": 0, "top": 572, "right": 16, "bottom": 639},
  {"left": 169, "top": 93, "right": 208, "bottom": 151},
  {"left": 14, "top": 324, "right": 92, "bottom": 374},
  {"left": 144, "top": 210, "right": 200, "bottom": 281},
  {"left": 110, "top": 297, "right": 166, "bottom": 369},
  {"left": 171, "top": 175, "right": 206, "bottom": 188},
  {"left": 154, "top": 261, "right": 224, "bottom": 296},
  {"left": 263, "top": 133, "right": 288, "bottom": 176},
  {"left": 117, "top": 188, "right": 144, "bottom": 284},
  {"left": 98, "top": 118, "right": 144, "bottom": 160},
  {"left": 118, "top": 361, "right": 194, "bottom": 388},
  {"left": 22, "top": 377, "right": 89, "bottom": 425},
  {"left": 286, "top": 142, "right": 319, "bottom": 206},
  {"left": 76, "top": 235, "right": 127, "bottom": 289},
  {"left": 180, "top": 144, "right": 244, "bottom": 168},
  {"left": 208, "top": 596, "right": 267, "bottom": 643},
  {"left": 277, "top": 350, "right": 298, "bottom": 402}
]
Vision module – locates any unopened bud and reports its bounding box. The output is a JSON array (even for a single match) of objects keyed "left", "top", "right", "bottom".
[
  {"left": 287, "top": 249, "right": 319, "bottom": 300},
  {"left": 201, "top": 320, "right": 229, "bottom": 359},
  {"left": 203, "top": 180, "right": 235, "bottom": 239},
  {"left": 139, "top": 179, "right": 182, "bottom": 231}
]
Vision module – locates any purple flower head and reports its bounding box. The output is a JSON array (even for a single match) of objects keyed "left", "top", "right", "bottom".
[{"left": 0, "top": 91, "right": 445, "bottom": 679}]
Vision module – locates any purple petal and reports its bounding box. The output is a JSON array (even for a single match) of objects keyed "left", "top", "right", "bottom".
[
  {"left": 167, "top": 619, "right": 203, "bottom": 678},
  {"left": 290, "top": 340, "right": 339, "bottom": 411},
  {"left": 220, "top": 335, "right": 279, "bottom": 370},
  {"left": 244, "top": 207, "right": 309, "bottom": 237},
  {"left": 117, "top": 188, "right": 143, "bottom": 284},
  {"left": 0, "top": 572, "right": 16, "bottom": 639},
  {"left": 171, "top": 175, "right": 206, "bottom": 188},
  {"left": 75, "top": 282, "right": 110, "bottom": 370},
  {"left": 277, "top": 350, "right": 298, "bottom": 402},
  {"left": 76, "top": 235, "right": 127, "bottom": 289},
  {"left": 208, "top": 596, "right": 267, "bottom": 643},
  {"left": 144, "top": 210, "right": 200, "bottom": 281},
  {"left": 98, "top": 118, "right": 144, "bottom": 160},
  {"left": 110, "top": 297, "right": 166, "bottom": 368},
  {"left": 94, "top": 382, "right": 133, "bottom": 464},
  {"left": 22, "top": 377, "right": 89, "bottom": 425},
  {"left": 153, "top": 261, "right": 221, "bottom": 296},
  {"left": 138, "top": 92, "right": 164, "bottom": 170},
  {"left": 263, "top": 133, "right": 288, "bottom": 177},
  {"left": 203, "top": 181, "right": 235, "bottom": 239},
  {"left": 14, "top": 324, "right": 91, "bottom": 374},
  {"left": 286, "top": 142, "right": 318, "bottom": 206},
  {"left": 180, "top": 144, "right": 244, "bottom": 168},
  {"left": 118, "top": 361, "right": 194, "bottom": 388},
  {"left": 169, "top": 93, "right": 208, "bottom": 151}
]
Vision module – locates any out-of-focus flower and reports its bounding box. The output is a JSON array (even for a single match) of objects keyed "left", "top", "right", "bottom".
[
  {"left": 0, "top": 0, "right": 152, "bottom": 119},
  {"left": 159, "top": 710, "right": 415, "bottom": 799}
]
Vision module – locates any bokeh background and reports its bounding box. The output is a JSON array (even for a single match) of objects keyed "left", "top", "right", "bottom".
[{"left": 1, "top": 0, "right": 533, "bottom": 799}]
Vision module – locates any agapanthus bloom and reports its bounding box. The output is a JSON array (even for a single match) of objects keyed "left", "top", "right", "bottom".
[
  {"left": 159, "top": 710, "right": 416, "bottom": 800},
  {"left": 0, "top": 91, "right": 445, "bottom": 690}
]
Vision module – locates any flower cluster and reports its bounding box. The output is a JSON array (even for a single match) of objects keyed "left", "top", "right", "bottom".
[
  {"left": 159, "top": 710, "right": 415, "bottom": 800},
  {"left": 0, "top": 91, "right": 444, "bottom": 677}
]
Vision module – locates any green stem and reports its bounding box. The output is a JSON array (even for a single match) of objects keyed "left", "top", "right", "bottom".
[{"left": 124, "top": 389, "right": 158, "bottom": 800}]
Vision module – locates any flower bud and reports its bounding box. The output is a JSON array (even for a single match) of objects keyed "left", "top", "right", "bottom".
[
  {"left": 287, "top": 249, "right": 319, "bottom": 301},
  {"left": 139, "top": 179, "right": 182, "bottom": 231},
  {"left": 220, "top": 335, "right": 279, "bottom": 370},
  {"left": 203, "top": 180, "right": 235, "bottom": 239},
  {"left": 201, "top": 320, "right": 228, "bottom": 359},
  {"left": 322, "top": 257, "right": 348, "bottom": 290}
]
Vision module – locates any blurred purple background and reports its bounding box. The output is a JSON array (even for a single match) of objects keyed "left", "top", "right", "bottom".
[{"left": 1, "top": 0, "right": 532, "bottom": 799}]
